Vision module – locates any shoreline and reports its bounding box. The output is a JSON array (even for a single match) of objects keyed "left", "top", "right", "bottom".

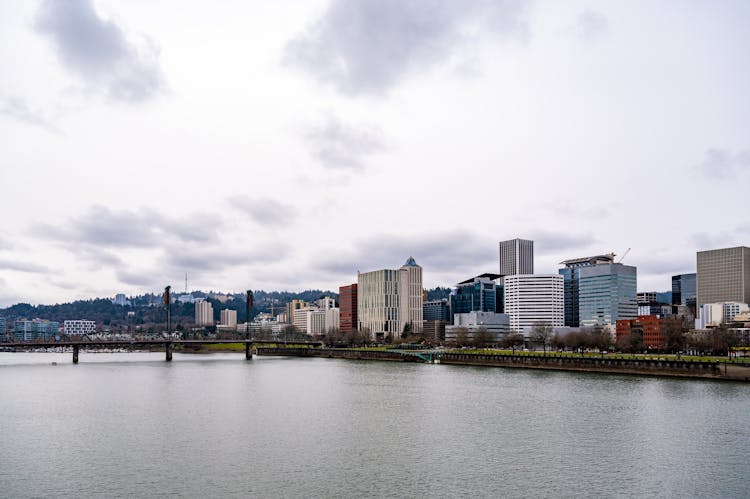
[{"left": 256, "top": 347, "right": 750, "bottom": 382}]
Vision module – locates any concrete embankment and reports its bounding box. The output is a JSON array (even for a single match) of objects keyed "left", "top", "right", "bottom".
[
  {"left": 257, "top": 348, "right": 750, "bottom": 381},
  {"left": 256, "top": 347, "right": 424, "bottom": 362}
]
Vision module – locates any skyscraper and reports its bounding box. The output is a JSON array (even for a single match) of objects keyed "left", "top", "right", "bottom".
[
  {"left": 357, "top": 257, "right": 423, "bottom": 341},
  {"left": 578, "top": 262, "right": 637, "bottom": 328},
  {"left": 499, "top": 238, "right": 534, "bottom": 275},
  {"left": 559, "top": 253, "right": 616, "bottom": 327},
  {"left": 696, "top": 246, "right": 750, "bottom": 308}
]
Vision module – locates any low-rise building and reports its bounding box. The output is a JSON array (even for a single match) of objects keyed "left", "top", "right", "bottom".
[
  {"left": 616, "top": 315, "right": 682, "bottom": 351},
  {"left": 64, "top": 320, "right": 96, "bottom": 336},
  {"left": 445, "top": 311, "right": 510, "bottom": 344},
  {"left": 695, "top": 302, "right": 750, "bottom": 329},
  {"left": 14, "top": 319, "right": 59, "bottom": 341}
]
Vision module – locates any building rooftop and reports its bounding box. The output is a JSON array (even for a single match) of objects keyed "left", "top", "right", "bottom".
[
  {"left": 403, "top": 256, "right": 419, "bottom": 267},
  {"left": 560, "top": 253, "right": 616, "bottom": 267},
  {"left": 457, "top": 273, "right": 504, "bottom": 285}
]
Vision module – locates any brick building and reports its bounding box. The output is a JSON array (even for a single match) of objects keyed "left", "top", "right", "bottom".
[
  {"left": 616, "top": 315, "right": 680, "bottom": 350},
  {"left": 339, "top": 283, "right": 357, "bottom": 334}
]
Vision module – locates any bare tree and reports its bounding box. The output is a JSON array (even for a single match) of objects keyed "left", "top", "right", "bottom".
[
  {"left": 531, "top": 321, "right": 553, "bottom": 354},
  {"left": 473, "top": 327, "right": 492, "bottom": 348},
  {"left": 503, "top": 331, "right": 525, "bottom": 354},
  {"left": 455, "top": 327, "right": 469, "bottom": 348}
]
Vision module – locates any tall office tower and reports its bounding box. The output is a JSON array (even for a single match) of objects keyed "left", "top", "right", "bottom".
[
  {"left": 358, "top": 257, "right": 423, "bottom": 341},
  {"left": 671, "top": 273, "right": 696, "bottom": 312},
  {"left": 503, "top": 274, "right": 564, "bottom": 333},
  {"left": 578, "top": 262, "right": 637, "bottom": 328},
  {"left": 499, "top": 238, "right": 534, "bottom": 275},
  {"left": 0, "top": 316, "right": 6, "bottom": 341},
  {"left": 559, "top": 254, "right": 616, "bottom": 327},
  {"left": 195, "top": 300, "right": 214, "bottom": 326},
  {"left": 339, "top": 284, "right": 358, "bottom": 334},
  {"left": 696, "top": 246, "right": 750, "bottom": 309}
]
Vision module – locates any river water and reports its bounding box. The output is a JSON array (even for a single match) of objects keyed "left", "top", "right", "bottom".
[{"left": 1, "top": 352, "right": 748, "bottom": 498}]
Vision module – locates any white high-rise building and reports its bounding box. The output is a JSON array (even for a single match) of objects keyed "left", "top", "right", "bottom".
[
  {"left": 293, "top": 306, "right": 317, "bottom": 333},
  {"left": 499, "top": 238, "right": 534, "bottom": 275},
  {"left": 358, "top": 257, "right": 423, "bottom": 341},
  {"left": 220, "top": 309, "right": 237, "bottom": 327},
  {"left": 195, "top": 300, "right": 214, "bottom": 326},
  {"left": 503, "top": 274, "right": 564, "bottom": 334}
]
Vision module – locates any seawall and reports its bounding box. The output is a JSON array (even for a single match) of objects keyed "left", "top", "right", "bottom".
[{"left": 256, "top": 348, "right": 750, "bottom": 381}]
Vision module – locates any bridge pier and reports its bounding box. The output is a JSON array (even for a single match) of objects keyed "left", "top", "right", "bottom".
[
  {"left": 245, "top": 342, "right": 252, "bottom": 360},
  {"left": 165, "top": 342, "right": 173, "bottom": 362},
  {"left": 73, "top": 345, "right": 79, "bottom": 364}
]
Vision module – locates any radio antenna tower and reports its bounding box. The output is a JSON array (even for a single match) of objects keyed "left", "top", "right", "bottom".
[{"left": 185, "top": 273, "right": 188, "bottom": 294}]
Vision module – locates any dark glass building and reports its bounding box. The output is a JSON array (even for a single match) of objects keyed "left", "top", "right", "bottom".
[
  {"left": 672, "top": 273, "right": 696, "bottom": 314},
  {"left": 423, "top": 299, "right": 450, "bottom": 322},
  {"left": 449, "top": 274, "right": 503, "bottom": 322}
]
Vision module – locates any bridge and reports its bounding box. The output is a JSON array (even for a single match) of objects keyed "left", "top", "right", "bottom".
[
  {"left": 0, "top": 340, "right": 322, "bottom": 364},
  {"left": 384, "top": 349, "right": 443, "bottom": 363}
]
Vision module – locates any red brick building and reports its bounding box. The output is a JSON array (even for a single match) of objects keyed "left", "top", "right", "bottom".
[
  {"left": 339, "top": 284, "right": 358, "bottom": 334},
  {"left": 616, "top": 315, "right": 677, "bottom": 350}
]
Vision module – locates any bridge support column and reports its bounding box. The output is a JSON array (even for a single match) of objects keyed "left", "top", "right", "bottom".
[
  {"left": 73, "top": 345, "right": 79, "bottom": 364},
  {"left": 165, "top": 341, "right": 173, "bottom": 362},
  {"left": 245, "top": 342, "right": 252, "bottom": 360}
]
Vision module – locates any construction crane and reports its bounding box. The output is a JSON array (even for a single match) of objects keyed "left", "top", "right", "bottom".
[{"left": 617, "top": 248, "right": 631, "bottom": 263}]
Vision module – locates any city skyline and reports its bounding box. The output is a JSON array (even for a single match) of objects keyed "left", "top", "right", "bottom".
[{"left": 1, "top": 1, "right": 749, "bottom": 306}]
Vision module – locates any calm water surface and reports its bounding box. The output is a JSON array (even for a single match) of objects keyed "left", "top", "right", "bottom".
[{"left": 1, "top": 352, "right": 748, "bottom": 498}]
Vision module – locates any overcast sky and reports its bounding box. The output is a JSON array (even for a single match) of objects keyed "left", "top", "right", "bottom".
[{"left": 1, "top": 0, "right": 749, "bottom": 306}]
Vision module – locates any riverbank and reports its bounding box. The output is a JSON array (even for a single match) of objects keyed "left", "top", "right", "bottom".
[{"left": 256, "top": 347, "right": 750, "bottom": 381}]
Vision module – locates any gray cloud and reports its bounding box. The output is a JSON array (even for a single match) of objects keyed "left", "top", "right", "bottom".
[
  {"left": 528, "top": 230, "right": 598, "bottom": 255},
  {"left": 317, "top": 230, "right": 497, "bottom": 278},
  {"left": 35, "top": 0, "right": 163, "bottom": 102},
  {"left": 115, "top": 268, "right": 163, "bottom": 289},
  {"left": 113, "top": 243, "right": 290, "bottom": 289},
  {"left": 303, "top": 114, "right": 386, "bottom": 170},
  {"left": 0, "top": 96, "right": 61, "bottom": 133},
  {"left": 228, "top": 196, "right": 297, "bottom": 226},
  {"left": 697, "top": 147, "right": 750, "bottom": 178},
  {"left": 76, "top": 247, "right": 124, "bottom": 271},
  {"left": 0, "top": 258, "right": 51, "bottom": 273},
  {"left": 632, "top": 253, "right": 694, "bottom": 276},
  {"left": 577, "top": 10, "right": 608, "bottom": 43},
  {"left": 32, "top": 205, "right": 222, "bottom": 249},
  {"left": 691, "top": 224, "right": 750, "bottom": 251},
  {"left": 284, "top": 0, "right": 528, "bottom": 95}
]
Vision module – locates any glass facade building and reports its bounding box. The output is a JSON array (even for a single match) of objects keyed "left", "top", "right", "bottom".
[
  {"left": 423, "top": 299, "right": 450, "bottom": 322},
  {"left": 13, "top": 319, "right": 59, "bottom": 341},
  {"left": 559, "top": 254, "right": 616, "bottom": 327},
  {"left": 578, "top": 263, "right": 637, "bottom": 327},
  {"left": 449, "top": 275, "right": 503, "bottom": 322},
  {"left": 672, "top": 273, "right": 696, "bottom": 308}
]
